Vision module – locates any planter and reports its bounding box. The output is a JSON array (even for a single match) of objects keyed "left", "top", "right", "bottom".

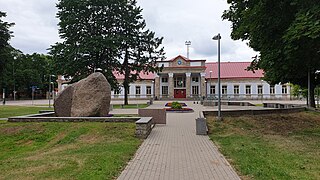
[
  {"left": 165, "top": 102, "right": 187, "bottom": 107},
  {"left": 165, "top": 108, "right": 194, "bottom": 112}
]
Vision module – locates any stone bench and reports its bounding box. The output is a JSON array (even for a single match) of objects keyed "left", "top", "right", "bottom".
[
  {"left": 196, "top": 111, "right": 208, "bottom": 135},
  {"left": 135, "top": 117, "right": 153, "bottom": 139}
]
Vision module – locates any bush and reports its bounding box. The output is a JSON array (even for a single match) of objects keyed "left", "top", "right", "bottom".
[{"left": 171, "top": 101, "right": 182, "bottom": 109}]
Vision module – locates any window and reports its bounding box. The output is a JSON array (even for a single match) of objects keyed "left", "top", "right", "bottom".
[
  {"left": 192, "top": 86, "right": 199, "bottom": 95},
  {"left": 246, "top": 85, "right": 251, "bottom": 95},
  {"left": 210, "top": 85, "right": 215, "bottom": 95},
  {"left": 135, "top": 86, "right": 141, "bottom": 95},
  {"left": 282, "top": 85, "right": 287, "bottom": 94},
  {"left": 162, "top": 86, "right": 168, "bottom": 95},
  {"left": 234, "top": 85, "right": 239, "bottom": 95},
  {"left": 192, "top": 77, "right": 199, "bottom": 83},
  {"left": 161, "top": 77, "right": 168, "bottom": 83},
  {"left": 258, "top": 85, "right": 263, "bottom": 95},
  {"left": 146, "top": 86, "right": 152, "bottom": 95},
  {"left": 222, "top": 85, "right": 227, "bottom": 95},
  {"left": 270, "top": 85, "right": 275, "bottom": 94},
  {"left": 174, "top": 77, "right": 186, "bottom": 87}
]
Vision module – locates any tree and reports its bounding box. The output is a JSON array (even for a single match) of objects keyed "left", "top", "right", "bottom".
[
  {"left": 2, "top": 51, "right": 55, "bottom": 99},
  {"left": 223, "top": 0, "right": 320, "bottom": 107},
  {"left": 50, "top": 0, "right": 127, "bottom": 88},
  {"left": 0, "top": 11, "right": 14, "bottom": 90},
  {"left": 116, "top": 0, "right": 165, "bottom": 105}
]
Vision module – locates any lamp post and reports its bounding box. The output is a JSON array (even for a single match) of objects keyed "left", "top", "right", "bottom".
[
  {"left": 13, "top": 56, "right": 16, "bottom": 101},
  {"left": 185, "top": 41, "right": 191, "bottom": 59},
  {"left": 212, "top": 33, "right": 222, "bottom": 121},
  {"left": 209, "top": 71, "right": 212, "bottom": 99}
]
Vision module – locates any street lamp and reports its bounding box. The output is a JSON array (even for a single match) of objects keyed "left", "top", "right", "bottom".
[
  {"left": 13, "top": 56, "right": 17, "bottom": 101},
  {"left": 209, "top": 71, "right": 212, "bottom": 99},
  {"left": 212, "top": 33, "right": 222, "bottom": 121},
  {"left": 185, "top": 41, "right": 191, "bottom": 59},
  {"left": 49, "top": 75, "right": 55, "bottom": 108}
]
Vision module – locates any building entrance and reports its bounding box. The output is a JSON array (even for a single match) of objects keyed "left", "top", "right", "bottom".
[{"left": 174, "top": 89, "right": 186, "bottom": 98}]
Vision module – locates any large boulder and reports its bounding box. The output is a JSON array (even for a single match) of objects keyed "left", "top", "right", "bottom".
[
  {"left": 54, "top": 85, "right": 73, "bottom": 117},
  {"left": 54, "top": 72, "right": 111, "bottom": 117}
]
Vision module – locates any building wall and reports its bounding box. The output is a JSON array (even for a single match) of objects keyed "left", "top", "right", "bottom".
[{"left": 206, "top": 78, "right": 291, "bottom": 100}]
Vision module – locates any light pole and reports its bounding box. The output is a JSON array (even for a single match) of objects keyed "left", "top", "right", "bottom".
[
  {"left": 185, "top": 41, "right": 191, "bottom": 59},
  {"left": 213, "top": 33, "right": 222, "bottom": 121},
  {"left": 209, "top": 71, "right": 212, "bottom": 99},
  {"left": 13, "top": 56, "right": 16, "bottom": 101}
]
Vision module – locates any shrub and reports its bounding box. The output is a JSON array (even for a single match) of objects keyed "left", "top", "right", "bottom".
[{"left": 171, "top": 101, "right": 182, "bottom": 109}]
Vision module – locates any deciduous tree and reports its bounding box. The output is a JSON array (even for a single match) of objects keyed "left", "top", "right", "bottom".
[{"left": 223, "top": 0, "right": 320, "bottom": 107}]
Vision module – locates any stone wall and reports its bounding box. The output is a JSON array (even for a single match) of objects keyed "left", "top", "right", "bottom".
[
  {"left": 135, "top": 117, "right": 153, "bottom": 139},
  {"left": 203, "top": 107, "right": 305, "bottom": 117}
]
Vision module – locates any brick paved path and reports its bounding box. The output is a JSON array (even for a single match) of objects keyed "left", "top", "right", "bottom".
[{"left": 118, "top": 102, "right": 240, "bottom": 180}]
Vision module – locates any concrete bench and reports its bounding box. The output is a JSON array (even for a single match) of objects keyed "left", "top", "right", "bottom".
[
  {"left": 196, "top": 111, "right": 208, "bottom": 135},
  {"left": 135, "top": 117, "right": 153, "bottom": 139}
]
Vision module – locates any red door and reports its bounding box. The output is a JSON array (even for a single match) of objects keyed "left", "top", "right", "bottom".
[{"left": 174, "top": 89, "right": 186, "bottom": 98}]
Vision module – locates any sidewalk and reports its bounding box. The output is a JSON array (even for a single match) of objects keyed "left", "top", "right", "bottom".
[{"left": 117, "top": 102, "right": 240, "bottom": 180}]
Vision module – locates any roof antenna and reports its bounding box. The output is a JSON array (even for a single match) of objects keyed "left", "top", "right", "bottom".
[{"left": 185, "top": 41, "right": 191, "bottom": 59}]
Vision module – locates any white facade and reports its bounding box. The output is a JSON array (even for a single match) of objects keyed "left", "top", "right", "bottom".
[{"left": 206, "top": 79, "right": 291, "bottom": 100}]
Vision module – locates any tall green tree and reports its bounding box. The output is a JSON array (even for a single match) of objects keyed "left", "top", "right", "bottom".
[
  {"left": 50, "top": 0, "right": 125, "bottom": 88},
  {"left": 0, "top": 11, "right": 14, "bottom": 90},
  {"left": 116, "top": 0, "right": 165, "bottom": 105},
  {"left": 50, "top": 0, "right": 165, "bottom": 105},
  {"left": 223, "top": 0, "right": 320, "bottom": 107}
]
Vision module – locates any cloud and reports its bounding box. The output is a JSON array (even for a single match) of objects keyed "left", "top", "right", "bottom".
[{"left": 0, "top": 0, "right": 257, "bottom": 61}]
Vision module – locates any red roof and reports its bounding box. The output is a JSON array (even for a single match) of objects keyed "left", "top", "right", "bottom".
[
  {"left": 113, "top": 62, "right": 264, "bottom": 80},
  {"left": 113, "top": 71, "right": 155, "bottom": 80},
  {"left": 205, "top": 62, "right": 264, "bottom": 79}
]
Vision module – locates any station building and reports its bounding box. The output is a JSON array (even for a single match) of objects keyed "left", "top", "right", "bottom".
[
  {"left": 57, "top": 55, "right": 291, "bottom": 100},
  {"left": 111, "top": 55, "right": 291, "bottom": 100}
]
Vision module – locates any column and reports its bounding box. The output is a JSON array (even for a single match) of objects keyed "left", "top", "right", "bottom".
[
  {"left": 168, "top": 73, "right": 174, "bottom": 99},
  {"left": 200, "top": 73, "right": 206, "bottom": 98},
  {"left": 186, "top": 73, "right": 191, "bottom": 98},
  {"left": 155, "top": 74, "right": 160, "bottom": 99}
]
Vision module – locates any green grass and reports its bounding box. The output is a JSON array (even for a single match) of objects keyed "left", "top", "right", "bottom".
[
  {"left": 207, "top": 112, "right": 320, "bottom": 180},
  {"left": 0, "top": 105, "right": 53, "bottom": 118},
  {"left": 0, "top": 121, "right": 141, "bottom": 179},
  {"left": 112, "top": 104, "right": 148, "bottom": 109}
]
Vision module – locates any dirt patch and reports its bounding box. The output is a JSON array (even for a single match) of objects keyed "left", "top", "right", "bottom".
[
  {"left": 78, "top": 133, "right": 104, "bottom": 144},
  {"left": 16, "top": 139, "right": 34, "bottom": 146},
  {"left": 0, "top": 126, "right": 24, "bottom": 135}
]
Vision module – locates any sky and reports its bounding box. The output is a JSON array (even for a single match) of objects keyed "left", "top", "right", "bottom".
[{"left": 0, "top": 0, "right": 257, "bottom": 62}]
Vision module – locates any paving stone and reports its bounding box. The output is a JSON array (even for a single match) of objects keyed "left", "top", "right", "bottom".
[{"left": 118, "top": 102, "right": 240, "bottom": 180}]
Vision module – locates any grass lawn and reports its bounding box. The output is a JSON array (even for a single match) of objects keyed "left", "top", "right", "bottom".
[
  {"left": 0, "top": 105, "right": 53, "bottom": 118},
  {"left": 0, "top": 121, "right": 141, "bottom": 179},
  {"left": 112, "top": 104, "right": 148, "bottom": 109},
  {"left": 207, "top": 111, "right": 320, "bottom": 180}
]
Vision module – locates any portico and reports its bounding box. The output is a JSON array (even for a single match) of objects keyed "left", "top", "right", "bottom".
[{"left": 155, "top": 55, "right": 206, "bottom": 99}]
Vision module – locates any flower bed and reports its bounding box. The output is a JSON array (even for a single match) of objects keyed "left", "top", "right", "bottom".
[{"left": 165, "top": 102, "right": 187, "bottom": 107}]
